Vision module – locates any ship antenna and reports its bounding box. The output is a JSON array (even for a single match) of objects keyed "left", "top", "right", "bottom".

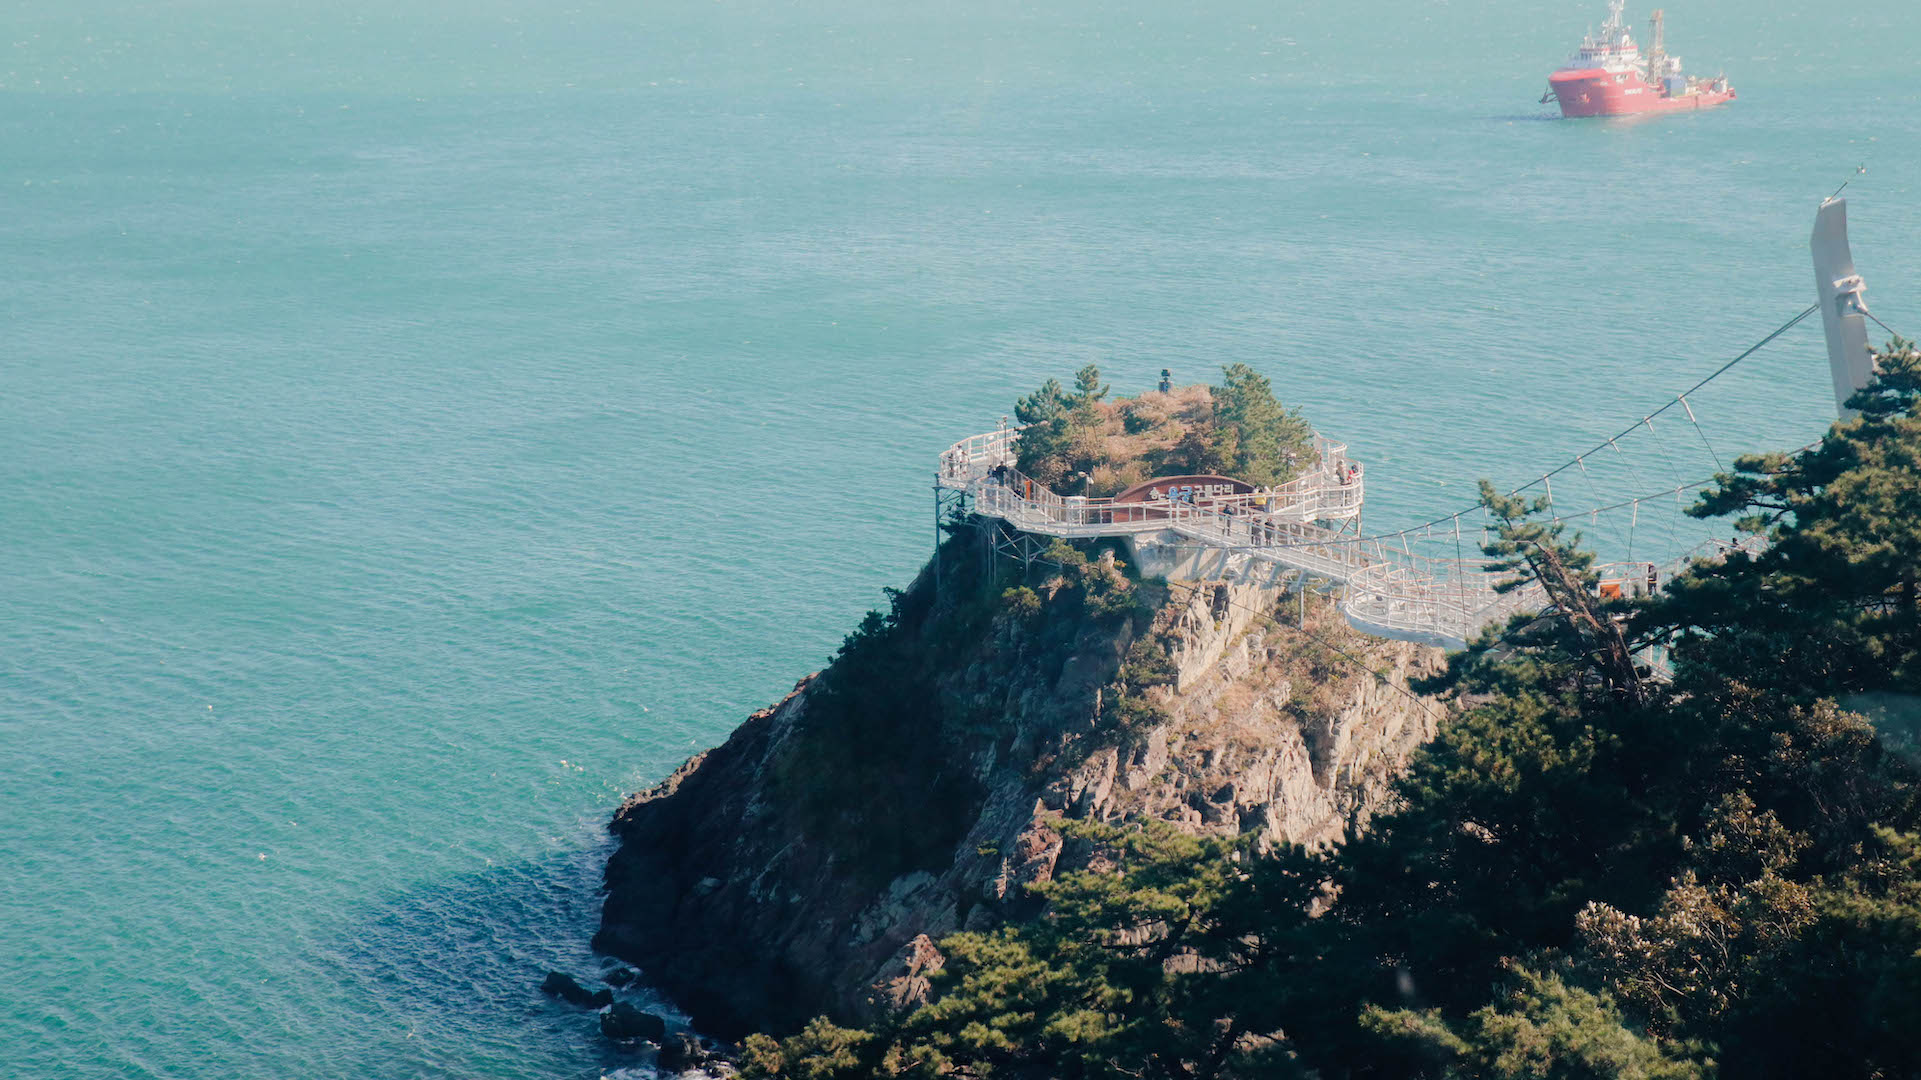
[
  {"left": 1648, "top": 9, "right": 1666, "bottom": 71},
  {"left": 1827, "top": 166, "right": 1869, "bottom": 205}
]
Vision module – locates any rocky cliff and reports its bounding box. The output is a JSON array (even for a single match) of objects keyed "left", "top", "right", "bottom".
[{"left": 595, "top": 532, "right": 1442, "bottom": 1041}]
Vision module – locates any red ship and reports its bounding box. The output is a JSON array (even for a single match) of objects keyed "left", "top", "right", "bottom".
[{"left": 1543, "top": 1, "right": 1734, "bottom": 118}]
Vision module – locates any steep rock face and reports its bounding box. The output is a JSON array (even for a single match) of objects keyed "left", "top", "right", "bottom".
[{"left": 597, "top": 546, "right": 1442, "bottom": 1040}]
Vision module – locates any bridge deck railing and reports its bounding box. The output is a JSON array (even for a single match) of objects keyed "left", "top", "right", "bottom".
[
  {"left": 942, "top": 430, "right": 1365, "bottom": 525},
  {"left": 937, "top": 425, "right": 1758, "bottom": 650}
]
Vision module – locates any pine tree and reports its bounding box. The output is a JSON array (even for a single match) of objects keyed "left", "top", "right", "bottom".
[
  {"left": 1014, "top": 377, "right": 1075, "bottom": 486},
  {"left": 1204, "top": 364, "right": 1314, "bottom": 486},
  {"left": 1469, "top": 482, "right": 1647, "bottom": 707},
  {"left": 1072, "top": 363, "right": 1110, "bottom": 411},
  {"left": 1657, "top": 338, "right": 1921, "bottom": 697}
]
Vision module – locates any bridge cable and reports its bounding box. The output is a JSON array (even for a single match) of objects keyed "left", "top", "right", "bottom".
[
  {"left": 1677, "top": 395, "right": 1724, "bottom": 472},
  {"left": 1159, "top": 436, "right": 1814, "bottom": 601},
  {"left": 1507, "top": 303, "right": 1818, "bottom": 499},
  {"left": 1194, "top": 303, "right": 1825, "bottom": 556},
  {"left": 1864, "top": 309, "right": 1903, "bottom": 341},
  {"left": 1640, "top": 418, "right": 1689, "bottom": 554},
  {"left": 1576, "top": 455, "right": 1607, "bottom": 508},
  {"left": 1453, "top": 515, "right": 1467, "bottom": 616},
  {"left": 958, "top": 306, "right": 1824, "bottom": 630}
]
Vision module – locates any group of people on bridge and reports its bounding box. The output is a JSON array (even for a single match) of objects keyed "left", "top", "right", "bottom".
[{"left": 1138, "top": 481, "right": 1323, "bottom": 549}]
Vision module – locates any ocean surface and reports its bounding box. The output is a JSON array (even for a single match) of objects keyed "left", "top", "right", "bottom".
[{"left": 3, "top": 0, "right": 1918, "bottom": 1075}]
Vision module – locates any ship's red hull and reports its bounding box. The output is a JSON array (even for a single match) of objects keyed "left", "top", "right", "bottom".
[{"left": 1549, "top": 68, "right": 1735, "bottom": 117}]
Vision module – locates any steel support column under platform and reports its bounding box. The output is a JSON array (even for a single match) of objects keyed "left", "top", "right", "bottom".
[{"left": 932, "top": 484, "right": 972, "bottom": 608}]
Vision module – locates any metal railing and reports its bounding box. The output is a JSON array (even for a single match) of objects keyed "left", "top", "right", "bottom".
[
  {"left": 941, "top": 430, "right": 1363, "bottom": 521},
  {"left": 936, "top": 424, "right": 1745, "bottom": 650}
]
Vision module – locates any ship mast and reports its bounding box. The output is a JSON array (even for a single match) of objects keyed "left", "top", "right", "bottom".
[{"left": 1646, "top": 9, "right": 1667, "bottom": 83}]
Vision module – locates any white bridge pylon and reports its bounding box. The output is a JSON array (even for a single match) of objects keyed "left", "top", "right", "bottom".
[{"left": 937, "top": 429, "right": 1548, "bottom": 649}]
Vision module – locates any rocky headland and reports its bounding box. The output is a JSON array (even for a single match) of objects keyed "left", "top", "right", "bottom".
[
  {"left": 594, "top": 524, "right": 1443, "bottom": 1040},
  {"left": 591, "top": 349, "right": 1921, "bottom": 1078}
]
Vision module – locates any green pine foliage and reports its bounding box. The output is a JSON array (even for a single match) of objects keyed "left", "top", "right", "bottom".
[
  {"left": 743, "top": 342, "right": 1921, "bottom": 1078},
  {"left": 1205, "top": 363, "right": 1316, "bottom": 487},
  {"left": 1363, "top": 964, "right": 1707, "bottom": 1080},
  {"left": 740, "top": 1018, "right": 878, "bottom": 1080},
  {"left": 1012, "top": 363, "right": 1315, "bottom": 493},
  {"left": 1466, "top": 481, "right": 1647, "bottom": 705},
  {"left": 771, "top": 587, "right": 987, "bottom": 884},
  {"left": 1014, "top": 377, "right": 1077, "bottom": 488},
  {"left": 884, "top": 821, "right": 1246, "bottom": 1078},
  {"left": 1658, "top": 336, "right": 1921, "bottom": 696}
]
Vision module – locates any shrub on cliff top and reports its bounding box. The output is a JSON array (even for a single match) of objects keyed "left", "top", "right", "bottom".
[
  {"left": 999, "top": 586, "right": 1042, "bottom": 622},
  {"left": 1012, "top": 363, "right": 1316, "bottom": 496}
]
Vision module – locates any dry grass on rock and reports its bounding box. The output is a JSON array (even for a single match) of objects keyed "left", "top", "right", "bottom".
[{"left": 1075, "top": 386, "right": 1216, "bottom": 497}]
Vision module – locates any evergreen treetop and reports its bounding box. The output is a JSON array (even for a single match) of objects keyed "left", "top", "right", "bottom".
[{"left": 1010, "top": 363, "right": 1316, "bottom": 493}]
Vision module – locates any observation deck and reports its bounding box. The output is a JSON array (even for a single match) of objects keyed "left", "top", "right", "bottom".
[
  {"left": 937, "top": 426, "right": 1538, "bottom": 649},
  {"left": 930, "top": 198, "right": 1881, "bottom": 652}
]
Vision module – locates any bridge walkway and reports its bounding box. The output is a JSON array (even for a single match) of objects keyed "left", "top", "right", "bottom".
[
  {"left": 937, "top": 427, "right": 1543, "bottom": 649},
  {"left": 933, "top": 199, "right": 1877, "bottom": 651}
]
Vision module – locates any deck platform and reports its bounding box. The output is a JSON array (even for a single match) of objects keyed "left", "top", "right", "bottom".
[{"left": 937, "top": 426, "right": 1535, "bottom": 649}]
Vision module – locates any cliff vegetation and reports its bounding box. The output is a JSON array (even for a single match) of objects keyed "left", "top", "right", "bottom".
[
  {"left": 732, "top": 342, "right": 1921, "bottom": 1079},
  {"left": 598, "top": 368, "right": 1434, "bottom": 1045},
  {"left": 1013, "top": 363, "right": 1316, "bottom": 495}
]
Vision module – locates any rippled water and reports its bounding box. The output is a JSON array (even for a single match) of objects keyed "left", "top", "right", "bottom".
[{"left": 3, "top": 1, "right": 1918, "bottom": 1076}]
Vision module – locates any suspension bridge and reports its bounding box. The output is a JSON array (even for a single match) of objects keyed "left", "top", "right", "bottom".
[{"left": 934, "top": 198, "right": 1892, "bottom": 650}]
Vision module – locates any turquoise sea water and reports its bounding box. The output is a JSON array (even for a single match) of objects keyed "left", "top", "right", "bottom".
[{"left": 4, "top": 1, "right": 1918, "bottom": 1076}]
